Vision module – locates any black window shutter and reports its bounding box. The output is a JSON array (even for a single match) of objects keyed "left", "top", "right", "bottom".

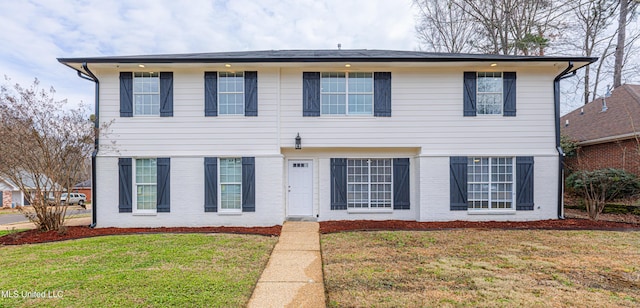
[
  {"left": 393, "top": 158, "right": 410, "bottom": 210},
  {"left": 242, "top": 157, "right": 255, "bottom": 212},
  {"left": 156, "top": 158, "right": 170, "bottom": 212},
  {"left": 303, "top": 72, "right": 320, "bottom": 116},
  {"left": 374, "top": 72, "right": 392, "bottom": 117},
  {"left": 204, "top": 72, "right": 218, "bottom": 116},
  {"left": 244, "top": 71, "right": 258, "bottom": 116},
  {"left": 450, "top": 156, "right": 468, "bottom": 210},
  {"left": 120, "top": 72, "right": 133, "bottom": 117},
  {"left": 204, "top": 157, "right": 218, "bottom": 212},
  {"left": 503, "top": 72, "right": 517, "bottom": 116},
  {"left": 330, "top": 158, "right": 347, "bottom": 210},
  {"left": 516, "top": 156, "right": 534, "bottom": 210},
  {"left": 463, "top": 72, "right": 477, "bottom": 117},
  {"left": 159, "top": 72, "right": 173, "bottom": 117},
  {"left": 118, "top": 158, "right": 132, "bottom": 213}
]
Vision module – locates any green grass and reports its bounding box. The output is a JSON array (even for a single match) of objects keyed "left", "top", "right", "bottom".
[
  {"left": 0, "top": 233, "right": 277, "bottom": 307},
  {"left": 322, "top": 230, "right": 640, "bottom": 307},
  {"left": 0, "top": 229, "right": 27, "bottom": 237}
]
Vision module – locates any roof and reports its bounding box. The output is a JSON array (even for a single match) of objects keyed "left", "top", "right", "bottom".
[
  {"left": 74, "top": 180, "right": 91, "bottom": 188},
  {"left": 58, "top": 49, "right": 597, "bottom": 64},
  {"left": 561, "top": 84, "right": 640, "bottom": 144}
]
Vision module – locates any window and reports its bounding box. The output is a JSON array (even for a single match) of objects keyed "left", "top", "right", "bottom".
[
  {"left": 467, "top": 157, "right": 514, "bottom": 210},
  {"left": 220, "top": 158, "right": 242, "bottom": 211},
  {"left": 347, "top": 159, "right": 392, "bottom": 209},
  {"left": 477, "top": 72, "right": 503, "bottom": 115},
  {"left": 219, "top": 72, "right": 244, "bottom": 115},
  {"left": 135, "top": 158, "right": 157, "bottom": 211},
  {"left": 133, "top": 72, "right": 160, "bottom": 115},
  {"left": 321, "top": 72, "right": 373, "bottom": 115}
]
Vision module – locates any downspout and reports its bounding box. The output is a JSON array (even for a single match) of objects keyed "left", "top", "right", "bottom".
[
  {"left": 76, "top": 62, "right": 99, "bottom": 228},
  {"left": 553, "top": 62, "right": 574, "bottom": 219}
]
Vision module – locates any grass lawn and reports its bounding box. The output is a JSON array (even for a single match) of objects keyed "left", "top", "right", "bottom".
[
  {"left": 321, "top": 230, "right": 640, "bottom": 307},
  {"left": 0, "top": 233, "right": 277, "bottom": 307},
  {"left": 0, "top": 229, "right": 26, "bottom": 237}
]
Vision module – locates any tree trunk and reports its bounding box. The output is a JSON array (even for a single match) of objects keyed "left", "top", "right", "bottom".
[{"left": 613, "top": 0, "right": 628, "bottom": 88}]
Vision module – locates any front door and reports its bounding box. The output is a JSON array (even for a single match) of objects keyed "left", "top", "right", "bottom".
[{"left": 288, "top": 160, "right": 313, "bottom": 216}]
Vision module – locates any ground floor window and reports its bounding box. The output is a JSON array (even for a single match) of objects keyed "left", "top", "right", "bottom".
[
  {"left": 135, "top": 158, "right": 157, "bottom": 211},
  {"left": 467, "top": 157, "right": 514, "bottom": 210},
  {"left": 347, "top": 159, "right": 392, "bottom": 209},
  {"left": 220, "top": 158, "right": 242, "bottom": 211}
]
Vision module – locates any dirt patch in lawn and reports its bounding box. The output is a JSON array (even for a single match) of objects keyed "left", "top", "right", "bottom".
[
  {"left": 0, "top": 225, "right": 281, "bottom": 245},
  {"left": 320, "top": 218, "right": 639, "bottom": 233}
]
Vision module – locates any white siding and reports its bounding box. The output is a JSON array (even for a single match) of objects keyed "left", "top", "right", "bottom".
[
  {"left": 95, "top": 67, "right": 280, "bottom": 157},
  {"left": 95, "top": 156, "right": 284, "bottom": 227},
  {"left": 279, "top": 67, "right": 557, "bottom": 156}
]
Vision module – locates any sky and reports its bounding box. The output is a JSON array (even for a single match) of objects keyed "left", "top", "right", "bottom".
[{"left": 0, "top": 0, "right": 419, "bottom": 109}]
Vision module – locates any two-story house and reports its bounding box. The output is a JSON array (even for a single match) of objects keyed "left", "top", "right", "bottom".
[{"left": 59, "top": 50, "right": 595, "bottom": 228}]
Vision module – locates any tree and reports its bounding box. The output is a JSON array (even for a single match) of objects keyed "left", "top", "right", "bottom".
[
  {"left": 414, "top": 0, "right": 567, "bottom": 55},
  {"left": 414, "top": 0, "right": 477, "bottom": 53},
  {"left": 0, "top": 78, "right": 101, "bottom": 231},
  {"left": 566, "top": 169, "right": 640, "bottom": 220}
]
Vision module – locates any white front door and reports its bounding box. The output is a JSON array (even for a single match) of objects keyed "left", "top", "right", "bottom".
[{"left": 288, "top": 160, "right": 313, "bottom": 216}]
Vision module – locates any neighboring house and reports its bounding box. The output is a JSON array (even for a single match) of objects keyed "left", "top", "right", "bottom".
[
  {"left": 561, "top": 84, "right": 640, "bottom": 176},
  {"left": 58, "top": 50, "right": 595, "bottom": 228},
  {"left": 0, "top": 173, "right": 58, "bottom": 207},
  {"left": 74, "top": 180, "right": 92, "bottom": 203},
  {"left": 0, "top": 177, "right": 25, "bottom": 208}
]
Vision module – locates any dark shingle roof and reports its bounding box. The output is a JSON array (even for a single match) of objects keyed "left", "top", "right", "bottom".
[
  {"left": 58, "top": 49, "right": 597, "bottom": 64},
  {"left": 561, "top": 84, "right": 640, "bottom": 143}
]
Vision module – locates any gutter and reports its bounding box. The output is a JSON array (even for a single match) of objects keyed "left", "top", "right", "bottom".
[
  {"left": 553, "top": 62, "right": 575, "bottom": 219},
  {"left": 73, "top": 62, "right": 99, "bottom": 228}
]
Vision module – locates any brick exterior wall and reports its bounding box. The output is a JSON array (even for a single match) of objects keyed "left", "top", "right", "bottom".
[
  {"left": 565, "top": 138, "right": 640, "bottom": 176},
  {"left": 2, "top": 191, "right": 11, "bottom": 208}
]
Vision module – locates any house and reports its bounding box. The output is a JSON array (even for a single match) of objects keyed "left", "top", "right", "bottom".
[
  {"left": 561, "top": 84, "right": 640, "bottom": 176},
  {"left": 73, "top": 180, "right": 92, "bottom": 203},
  {"left": 0, "top": 173, "right": 57, "bottom": 207},
  {"left": 0, "top": 177, "right": 24, "bottom": 208},
  {"left": 58, "top": 50, "right": 595, "bottom": 228}
]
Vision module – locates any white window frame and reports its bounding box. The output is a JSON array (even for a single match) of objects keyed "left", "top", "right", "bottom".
[
  {"left": 218, "top": 72, "right": 245, "bottom": 116},
  {"left": 476, "top": 72, "right": 503, "bottom": 115},
  {"left": 133, "top": 158, "right": 157, "bottom": 214},
  {"left": 321, "top": 72, "right": 374, "bottom": 116},
  {"left": 467, "top": 157, "right": 515, "bottom": 212},
  {"left": 133, "top": 72, "right": 160, "bottom": 116},
  {"left": 347, "top": 158, "right": 393, "bottom": 212},
  {"left": 218, "top": 157, "right": 242, "bottom": 213}
]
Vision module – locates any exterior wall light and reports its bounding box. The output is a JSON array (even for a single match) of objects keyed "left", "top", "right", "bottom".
[{"left": 295, "top": 133, "right": 302, "bottom": 150}]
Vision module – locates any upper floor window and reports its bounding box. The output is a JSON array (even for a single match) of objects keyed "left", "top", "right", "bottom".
[
  {"left": 133, "top": 72, "right": 160, "bottom": 116},
  {"left": 477, "top": 72, "right": 503, "bottom": 115},
  {"left": 463, "top": 71, "right": 516, "bottom": 117},
  {"left": 321, "top": 72, "right": 373, "bottom": 115},
  {"left": 219, "top": 72, "right": 245, "bottom": 115}
]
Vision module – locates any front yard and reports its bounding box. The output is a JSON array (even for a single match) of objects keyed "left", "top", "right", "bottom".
[
  {"left": 321, "top": 230, "right": 640, "bottom": 307},
  {"left": 0, "top": 233, "right": 277, "bottom": 307}
]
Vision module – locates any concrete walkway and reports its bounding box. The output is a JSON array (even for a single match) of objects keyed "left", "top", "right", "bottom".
[{"left": 248, "top": 221, "right": 326, "bottom": 308}]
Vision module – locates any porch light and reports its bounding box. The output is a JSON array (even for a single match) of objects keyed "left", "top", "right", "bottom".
[
  {"left": 225, "top": 64, "right": 232, "bottom": 68},
  {"left": 345, "top": 64, "right": 351, "bottom": 68},
  {"left": 138, "top": 64, "right": 145, "bottom": 68},
  {"left": 490, "top": 63, "right": 497, "bottom": 67},
  {"left": 295, "top": 133, "right": 302, "bottom": 150}
]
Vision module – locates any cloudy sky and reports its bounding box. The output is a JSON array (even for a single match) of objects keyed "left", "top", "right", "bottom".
[{"left": 0, "top": 0, "right": 418, "bottom": 108}]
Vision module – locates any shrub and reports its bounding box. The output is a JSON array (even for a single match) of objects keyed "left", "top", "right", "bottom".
[{"left": 566, "top": 168, "right": 640, "bottom": 220}]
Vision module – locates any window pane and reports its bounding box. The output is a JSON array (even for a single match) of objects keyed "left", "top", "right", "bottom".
[
  {"left": 135, "top": 158, "right": 157, "bottom": 210},
  {"left": 133, "top": 73, "right": 160, "bottom": 116},
  {"left": 347, "top": 159, "right": 392, "bottom": 209},
  {"left": 221, "top": 184, "right": 241, "bottom": 209},
  {"left": 219, "top": 72, "right": 244, "bottom": 115},
  {"left": 477, "top": 72, "right": 503, "bottom": 115}
]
